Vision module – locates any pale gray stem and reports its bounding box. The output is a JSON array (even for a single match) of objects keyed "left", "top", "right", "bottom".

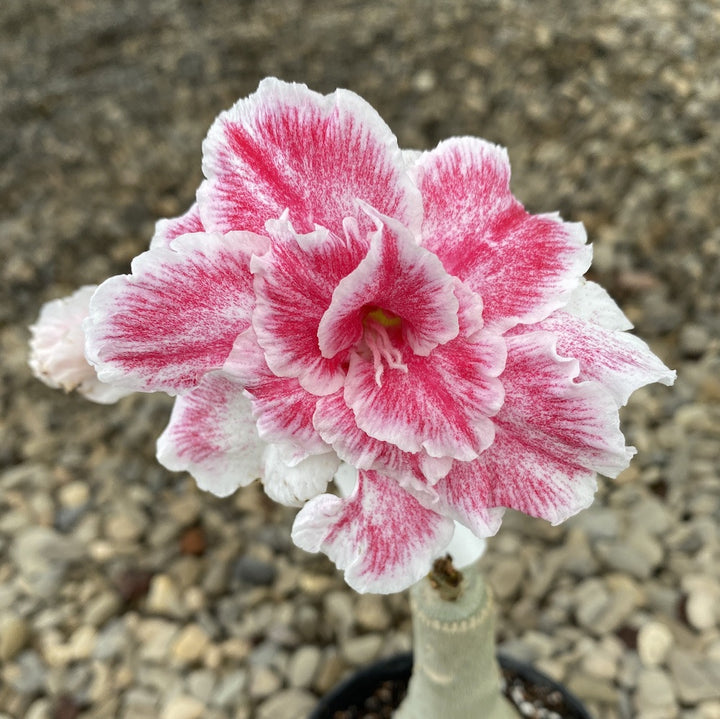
[{"left": 394, "top": 561, "right": 518, "bottom": 719}]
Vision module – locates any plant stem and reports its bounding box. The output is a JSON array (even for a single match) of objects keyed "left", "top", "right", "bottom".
[{"left": 394, "top": 559, "right": 517, "bottom": 718}]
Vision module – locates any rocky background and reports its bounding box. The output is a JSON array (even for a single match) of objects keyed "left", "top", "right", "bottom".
[{"left": 1, "top": 1, "right": 719, "bottom": 718}]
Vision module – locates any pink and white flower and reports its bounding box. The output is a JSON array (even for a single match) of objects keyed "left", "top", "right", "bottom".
[
  {"left": 78, "top": 78, "right": 674, "bottom": 592},
  {"left": 29, "top": 286, "right": 132, "bottom": 404}
]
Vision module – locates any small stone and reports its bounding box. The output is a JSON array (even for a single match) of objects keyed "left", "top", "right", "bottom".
[
  {"left": 68, "top": 624, "right": 96, "bottom": 660},
  {"left": 568, "top": 506, "right": 619, "bottom": 540},
  {"left": 52, "top": 694, "right": 83, "bottom": 719},
  {"left": 234, "top": 556, "right": 277, "bottom": 586},
  {"left": 575, "top": 579, "right": 610, "bottom": 629},
  {"left": 0, "top": 614, "right": 29, "bottom": 660},
  {"left": 137, "top": 619, "right": 179, "bottom": 662},
  {"left": 354, "top": 594, "right": 391, "bottom": 631},
  {"left": 221, "top": 637, "right": 252, "bottom": 662},
  {"left": 679, "top": 323, "right": 710, "bottom": 357},
  {"left": 313, "top": 647, "right": 345, "bottom": 694},
  {"left": 187, "top": 669, "right": 216, "bottom": 704},
  {"left": 256, "top": 689, "right": 317, "bottom": 719},
  {"left": 489, "top": 559, "right": 525, "bottom": 600},
  {"left": 180, "top": 525, "right": 207, "bottom": 556},
  {"left": 637, "top": 621, "right": 674, "bottom": 667},
  {"left": 699, "top": 701, "right": 720, "bottom": 719},
  {"left": 628, "top": 496, "right": 672, "bottom": 536},
  {"left": 298, "top": 572, "right": 336, "bottom": 596},
  {"left": 669, "top": 648, "right": 720, "bottom": 703},
  {"left": 104, "top": 508, "right": 147, "bottom": 543},
  {"left": 171, "top": 624, "right": 211, "bottom": 664},
  {"left": 7, "top": 649, "right": 46, "bottom": 693},
  {"left": 58, "top": 481, "right": 90, "bottom": 509},
  {"left": 248, "top": 666, "right": 282, "bottom": 699},
  {"left": 213, "top": 669, "right": 246, "bottom": 707},
  {"left": 94, "top": 619, "right": 129, "bottom": 660},
  {"left": 566, "top": 673, "right": 618, "bottom": 704},
  {"left": 10, "top": 526, "right": 84, "bottom": 597},
  {"left": 596, "top": 530, "right": 663, "bottom": 580},
  {"left": 635, "top": 668, "right": 676, "bottom": 711},
  {"left": 341, "top": 633, "right": 383, "bottom": 666},
  {"left": 288, "top": 645, "right": 322, "bottom": 688},
  {"left": 114, "top": 568, "right": 153, "bottom": 603},
  {"left": 168, "top": 494, "right": 203, "bottom": 525},
  {"left": 686, "top": 589, "right": 717, "bottom": 631},
  {"left": 146, "top": 573, "right": 185, "bottom": 616},
  {"left": 324, "top": 591, "right": 355, "bottom": 636},
  {"left": 25, "top": 699, "right": 52, "bottom": 719},
  {"left": 581, "top": 645, "right": 618, "bottom": 681},
  {"left": 85, "top": 592, "right": 121, "bottom": 627},
  {"left": 159, "top": 695, "right": 204, "bottom": 719}
]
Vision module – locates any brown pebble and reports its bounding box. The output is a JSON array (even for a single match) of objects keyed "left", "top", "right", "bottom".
[
  {"left": 180, "top": 525, "right": 207, "bottom": 556},
  {"left": 114, "top": 568, "right": 154, "bottom": 604},
  {"left": 53, "top": 694, "right": 82, "bottom": 719}
]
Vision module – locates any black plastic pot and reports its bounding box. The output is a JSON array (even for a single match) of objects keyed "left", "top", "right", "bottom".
[{"left": 309, "top": 651, "right": 592, "bottom": 718}]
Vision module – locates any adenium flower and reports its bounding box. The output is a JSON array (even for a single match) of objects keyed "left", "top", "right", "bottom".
[
  {"left": 29, "top": 285, "right": 132, "bottom": 404},
  {"left": 78, "top": 78, "right": 673, "bottom": 593}
]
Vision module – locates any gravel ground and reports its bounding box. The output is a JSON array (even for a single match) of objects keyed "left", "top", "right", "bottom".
[{"left": 1, "top": 1, "right": 719, "bottom": 718}]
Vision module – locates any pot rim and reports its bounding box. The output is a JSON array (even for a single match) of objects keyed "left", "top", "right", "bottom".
[{"left": 309, "top": 651, "right": 592, "bottom": 719}]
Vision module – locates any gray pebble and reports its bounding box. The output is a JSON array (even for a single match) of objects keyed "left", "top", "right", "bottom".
[{"left": 234, "top": 556, "right": 277, "bottom": 587}]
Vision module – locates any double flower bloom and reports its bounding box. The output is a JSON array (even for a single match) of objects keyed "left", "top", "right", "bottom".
[{"left": 79, "top": 79, "right": 673, "bottom": 592}]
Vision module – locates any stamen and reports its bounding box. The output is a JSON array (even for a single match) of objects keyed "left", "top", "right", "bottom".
[{"left": 363, "top": 317, "right": 408, "bottom": 386}]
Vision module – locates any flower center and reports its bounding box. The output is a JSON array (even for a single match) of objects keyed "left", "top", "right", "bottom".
[{"left": 361, "top": 308, "right": 408, "bottom": 386}]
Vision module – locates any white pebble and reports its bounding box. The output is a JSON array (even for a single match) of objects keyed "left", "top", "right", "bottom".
[{"left": 638, "top": 621, "right": 674, "bottom": 667}]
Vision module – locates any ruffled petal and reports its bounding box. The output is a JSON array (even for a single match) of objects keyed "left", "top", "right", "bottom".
[
  {"left": 150, "top": 203, "right": 205, "bottom": 249},
  {"left": 531, "top": 312, "right": 676, "bottom": 407},
  {"left": 262, "top": 443, "right": 340, "bottom": 507},
  {"left": 86, "top": 231, "right": 267, "bottom": 394},
  {"left": 523, "top": 282, "right": 676, "bottom": 406},
  {"left": 223, "top": 329, "right": 327, "bottom": 453},
  {"left": 436, "top": 331, "right": 634, "bottom": 526},
  {"left": 415, "top": 137, "right": 591, "bottom": 330},
  {"left": 198, "top": 77, "right": 422, "bottom": 238},
  {"left": 313, "top": 391, "right": 453, "bottom": 484},
  {"left": 344, "top": 326, "right": 506, "bottom": 460},
  {"left": 292, "top": 470, "right": 455, "bottom": 593},
  {"left": 251, "top": 218, "right": 366, "bottom": 395},
  {"left": 318, "top": 211, "right": 459, "bottom": 359},
  {"left": 156, "top": 372, "right": 265, "bottom": 497},
  {"left": 29, "top": 286, "right": 133, "bottom": 404},
  {"left": 563, "top": 280, "right": 633, "bottom": 331}
]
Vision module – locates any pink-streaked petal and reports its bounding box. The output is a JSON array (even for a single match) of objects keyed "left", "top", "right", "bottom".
[
  {"left": 224, "top": 329, "right": 328, "bottom": 453},
  {"left": 86, "top": 231, "right": 266, "bottom": 394},
  {"left": 262, "top": 443, "right": 340, "bottom": 507},
  {"left": 415, "top": 137, "right": 591, "bottom": 330},
  {"left": 344, "top": 327, "right": 506, "bottom": 460},
  {"left": 292, "top": 470, "right": 455, "bottom": 593},
  {"left": 150, "top": 203, "right": 205, "bottom": 249},
  {"left": 251, "top": 219, "right": 366, "bottom": 395},
  {"left": 564, "top": 280, "right": 633, "bottom": 331},
  {"left": 318, "top": 212, "right": 459, "bottom": 359},
  {"left": 198, "top": 77, "right": 422, "bottom": 238},
  {"left": 436, "top": 331, "right": 635, "bottom": 527},
  {"left": 398, "top": 473, "right": 506, "bottom": 539},
  {"left": 313, "top": 391, "right": 453, "bottom": 484},
  {"left": 437, "top": 434, "right": 599, "bottom": 529},
  {"left": 156, "top": 373, "right": 265, "bottom": 497},
  {"left": 527, "top": 310, "right": 676, "bottom": 407},
  {"left": 497, "top": 332, "right": 635, "bottom": 477},
  {"left": 29, "top": 286, "right": 133, "bottom": 404}
]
